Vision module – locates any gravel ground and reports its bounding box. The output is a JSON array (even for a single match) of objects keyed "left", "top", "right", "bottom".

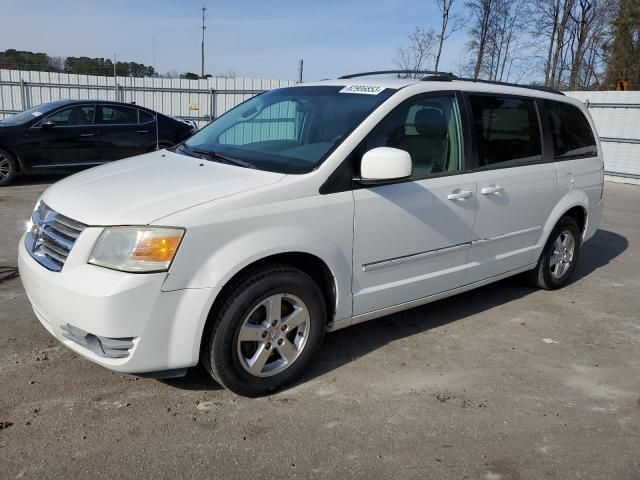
[{"left": 0, "top": 177, "right": 639, "bottom": 480}]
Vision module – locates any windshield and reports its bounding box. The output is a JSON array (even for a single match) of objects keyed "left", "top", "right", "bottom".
[
  {"left": 181, "top": 85, "right": 396, "bottom": 174},
  {"left": 1, "top": 101, "right": 69, "bottom": 126}
]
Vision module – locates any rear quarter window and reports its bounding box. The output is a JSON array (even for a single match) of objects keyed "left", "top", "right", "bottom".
[{"left": 544, "top": 100, "right": 597, "bottom": 159}]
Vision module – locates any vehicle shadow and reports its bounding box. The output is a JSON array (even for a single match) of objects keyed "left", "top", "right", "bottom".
[{"left": 164, "top": 228, "right": 627, "bottom": 393}]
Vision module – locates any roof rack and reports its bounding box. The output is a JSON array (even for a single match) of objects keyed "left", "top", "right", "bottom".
[
  {"left": 338, "top": 70, "right": 564, "bottom": 95},
  {"left": 441, "top": 76, "right": 565, "bottom": 96},
  {"left": 338, "top": 70, "right": 456, "bottom": 79}
]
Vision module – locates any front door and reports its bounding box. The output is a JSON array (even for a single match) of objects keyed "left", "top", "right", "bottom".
[
  {"left": 463, "top": 94, "right": 559, "bottom": 284},
  {"left": 22, "top": 104, "right": 100, "bottom": 168},
  {"left": 352, "top": 93, "right": 477, "bottom": 316}
]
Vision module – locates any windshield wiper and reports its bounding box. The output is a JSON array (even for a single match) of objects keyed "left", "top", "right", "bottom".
[{"left": 190, "top": 147, "right": 255, "bottom": 169}]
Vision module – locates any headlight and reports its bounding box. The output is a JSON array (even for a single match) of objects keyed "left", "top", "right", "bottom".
[{"left": 88, "top": 227, "right": 185, "bottom": 273}]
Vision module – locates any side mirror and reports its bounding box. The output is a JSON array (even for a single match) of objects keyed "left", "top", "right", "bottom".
[
  {"left": 360, "top": 147, "right": 412, "bottom": 183},
  {"left": 41, "top": 119, "right": 56, "bottom": 129}
]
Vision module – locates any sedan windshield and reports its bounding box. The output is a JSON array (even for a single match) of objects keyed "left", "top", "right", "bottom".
[
  {"left": 1, "top": 101, "right": 69, "bottom": 126},
  {"left": 181, "top": 86, "right": 396, "bottom": 174}
]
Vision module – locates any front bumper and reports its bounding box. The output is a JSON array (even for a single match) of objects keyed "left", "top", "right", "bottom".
[{"left": 18, "top": 235, "right": 217, "bottom": 374}]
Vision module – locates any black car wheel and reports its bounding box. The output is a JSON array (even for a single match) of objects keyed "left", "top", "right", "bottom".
[{"left": 0, "top": 149, "right": 18, "bottom": 186}]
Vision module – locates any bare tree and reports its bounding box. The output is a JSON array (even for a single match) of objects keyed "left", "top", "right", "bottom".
[
  {"left": 434, "top": 0, "right": 462, "bottom": 70},
  {"left": 395, "top": 27, "right": 438, "bottom": 76},
  {"left": 465, "top": 0, "right": 498, "bottom": 79}
]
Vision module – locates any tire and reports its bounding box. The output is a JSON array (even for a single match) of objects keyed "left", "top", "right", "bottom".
[
  {"left": 528, "top": 216, "right": 581, "bottom": 290},
  {"left": 0, "top": 149, "right": 18, "bottom": 186},
  {"left": 202, "top": 264, "right": 327, "bottom": 397}
]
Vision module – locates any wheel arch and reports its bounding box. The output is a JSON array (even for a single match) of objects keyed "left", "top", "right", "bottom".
[
  {"left": 538, "top": 190, "right": 590, "bottom": 256},
  {"left": 196, "top": 251, "right": 339, "bottom": 361}
]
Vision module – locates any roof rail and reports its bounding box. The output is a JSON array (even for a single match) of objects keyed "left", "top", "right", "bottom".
[
  {"left": 423, "top": 75, "right": 565, "bottom": 96},
  {"left": 339, "top": 70, "right": 456, "bottom": 79}
]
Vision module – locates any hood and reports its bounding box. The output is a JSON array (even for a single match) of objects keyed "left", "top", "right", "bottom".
[{"left": 42, "top": 150, "right": 285, "bottom": 225}]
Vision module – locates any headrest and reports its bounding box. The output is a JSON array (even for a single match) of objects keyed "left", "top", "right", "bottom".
[{"left": 414, "top": 108, "right": 447, "bottom": 138}]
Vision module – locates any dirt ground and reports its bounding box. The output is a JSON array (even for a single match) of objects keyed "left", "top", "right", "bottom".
[{"left": 1, "top": 177, "right": 639, "bottom": 480}]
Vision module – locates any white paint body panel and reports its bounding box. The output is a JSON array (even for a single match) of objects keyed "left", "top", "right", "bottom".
[
  {"left": 464, "top": 163, "right": 559, "bottom": 284},
  {"left": 18, "top": 78, "right": 604, "bottom": 375},
  {"left": 352, "top": 174, "right": 477, "bottom": 315}
]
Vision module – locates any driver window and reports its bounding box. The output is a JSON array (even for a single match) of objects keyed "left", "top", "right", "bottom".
[
  {"left": 45, "top": 105, "right": 95, "bottom": 126},
  {"left": 363, "top": 95, "right": 462, "bottom": 178}
]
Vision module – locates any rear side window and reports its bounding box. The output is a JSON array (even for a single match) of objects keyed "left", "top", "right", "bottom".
[
  {"left": 469, "top": 96, "right": 542, "bottom": 166},
  {"left": 139, "top": 110, "right": 155, "bottom": 124},
  {"left": 97, "top": 105, "right": 139, "bottom": 125},
  {"left": 544, "top": 100, "right": 597, "bottom": 159}
]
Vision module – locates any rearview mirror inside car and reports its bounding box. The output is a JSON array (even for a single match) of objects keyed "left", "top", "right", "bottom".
[{"left": 360, "top": 147, "right": 412, "bottom": 183}]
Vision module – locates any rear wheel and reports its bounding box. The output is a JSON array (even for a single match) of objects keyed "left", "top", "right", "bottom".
[
  {"left": 0, "top": 149, "right": 18, "bottom": 186},
  {"left": 528, "top": 216, "right": 581, "bottom": 290},
  {"left": 202, "top": 264, "right": 326, "bottom": 396}
]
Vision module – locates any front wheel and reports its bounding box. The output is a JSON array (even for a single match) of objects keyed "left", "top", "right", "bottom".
[
  {"left": 202, "top": 264, "right": 326, "bottom": 396},
  {"left": 528, "top": 216, "right": 581, "bottom": 290}
]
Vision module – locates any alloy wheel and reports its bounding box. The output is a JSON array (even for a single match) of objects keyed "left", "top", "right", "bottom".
[
  {"left": 549, "top": 230, "right": 575, "bottom": 279},
  {"left": 236, "top": 293, "right": 310, "bottom": 377}
]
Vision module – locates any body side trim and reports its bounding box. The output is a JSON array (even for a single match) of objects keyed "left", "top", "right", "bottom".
[
  {"left": 362, "top": 242, "right": 470, "bottom": 272},
  {"left": 328, "top": 263, "right": 537, "bottom": 331}
]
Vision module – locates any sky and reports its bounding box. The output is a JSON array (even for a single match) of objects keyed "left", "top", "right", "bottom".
[{"left": 0, "top": 0, "right": 470, "bottom": 81}]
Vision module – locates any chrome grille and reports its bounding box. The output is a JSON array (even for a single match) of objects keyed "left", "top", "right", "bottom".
[{"left": 25, "top": 202, "right": 86, "bottom": 272}]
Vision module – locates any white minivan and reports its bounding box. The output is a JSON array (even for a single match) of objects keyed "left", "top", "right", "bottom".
[{"left": 18, "top": 71, "right": 604, "bottom": 396}]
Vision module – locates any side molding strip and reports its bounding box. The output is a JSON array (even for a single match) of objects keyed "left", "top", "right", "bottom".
[
  {"left": 362, "top": 242, "right": 470, "bottom": 272},
  {"left": 471, "top": 226, "right": 542, "bottom": 245}
]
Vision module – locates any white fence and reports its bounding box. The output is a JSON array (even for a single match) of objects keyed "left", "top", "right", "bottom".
[
  {"left": 0, "top": 69, "right": 294, "bottom": 127},
  {"left": 566, "top": 91, "right": 640, "bottom": 185},
  {"left": 1, "top": 71, "right": 637, "bottom": 184}
]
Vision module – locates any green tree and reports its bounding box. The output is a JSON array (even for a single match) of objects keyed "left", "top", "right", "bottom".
[
  {"left": 0, "top": 49, "right": 61, "bottom": 71},
  {"left": 605, "top": 0, "right": 640, "bottom": 89}
]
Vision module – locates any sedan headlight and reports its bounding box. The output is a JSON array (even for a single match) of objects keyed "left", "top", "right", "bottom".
[{"left": 88, "top": 227, "right": 185, "bottom": 273}]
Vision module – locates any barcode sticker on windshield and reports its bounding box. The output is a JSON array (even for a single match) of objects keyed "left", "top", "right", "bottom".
[
  {"left": 31, "top": 111, "right": 43, "bottom": 117},
  {"left": 339, "top": 85, "right": 385, "bottom": 95}
]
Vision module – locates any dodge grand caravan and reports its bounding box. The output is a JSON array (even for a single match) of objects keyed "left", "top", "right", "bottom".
[{"left": 18, "top": 71, "right": 604, "bottom": 396}]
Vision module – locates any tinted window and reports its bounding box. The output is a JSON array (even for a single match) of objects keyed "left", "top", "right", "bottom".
[
  {"left": 46, "top": 105, "right": 95, "bottom": 126},
  {"left": 470, "top": 96, "right": 542, "bottom": 166},
  {"left": 97, "top": 105, "right": 139, "bottom": 125},
  {"left": 544, "top": 100, "right": 597, "bottom": 158},
  {"left": 139, "top": 110, "right": 155, "bottom": 123},
  {"left": 362, "top": 95, "right": 463, "bottom": 177},
  {"left": 183, "top": 86, "right": 396, "bottom": 174}
]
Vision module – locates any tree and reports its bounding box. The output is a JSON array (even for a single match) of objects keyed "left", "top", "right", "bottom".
[
  {"left": 180, "top": 72, "right": 200, "bottom": 80},
  {"left": 395, "top": 27, "right": 438, "bottom": 76},
  {"left": 465, "top": 0, "right": 497, "bottom": 79},
  {"left": 605, "top": 0, "right": 640, "bottom": 89},
  {"left": 0, "top": 49, "right": 61, "bottom": 71},
  {"left": 434, "top": 0, "right": 462, "bottom": 71}
]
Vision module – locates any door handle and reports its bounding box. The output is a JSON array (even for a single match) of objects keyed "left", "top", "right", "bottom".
[
  {"left": 447, "top": 190, "right": 473, "bottom": 200},
  {"left": 136, "top": 130, "right": 149, "bottom": 134},
  {"left": 79, "top": 132, "right": 95, "bottom": 137},
  {"left": 481, "top": 185, "right": 504, "bottom": 195}
]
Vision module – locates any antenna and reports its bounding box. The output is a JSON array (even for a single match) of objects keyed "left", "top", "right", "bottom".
[{"left": 201, "top": 5, "right": 207, "bottom": 79}]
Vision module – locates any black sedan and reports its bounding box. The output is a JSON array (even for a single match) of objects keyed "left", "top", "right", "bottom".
[{"left": 0, "top": 100, "right": 196, "bottom": 186}]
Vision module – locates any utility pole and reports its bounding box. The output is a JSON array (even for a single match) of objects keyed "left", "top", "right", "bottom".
[
  {"left": 297, "top": 59, "right": 304, "bottom": 83},
  {"left": 201, "top": 5, "right": 206, "bottom": 79}
]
